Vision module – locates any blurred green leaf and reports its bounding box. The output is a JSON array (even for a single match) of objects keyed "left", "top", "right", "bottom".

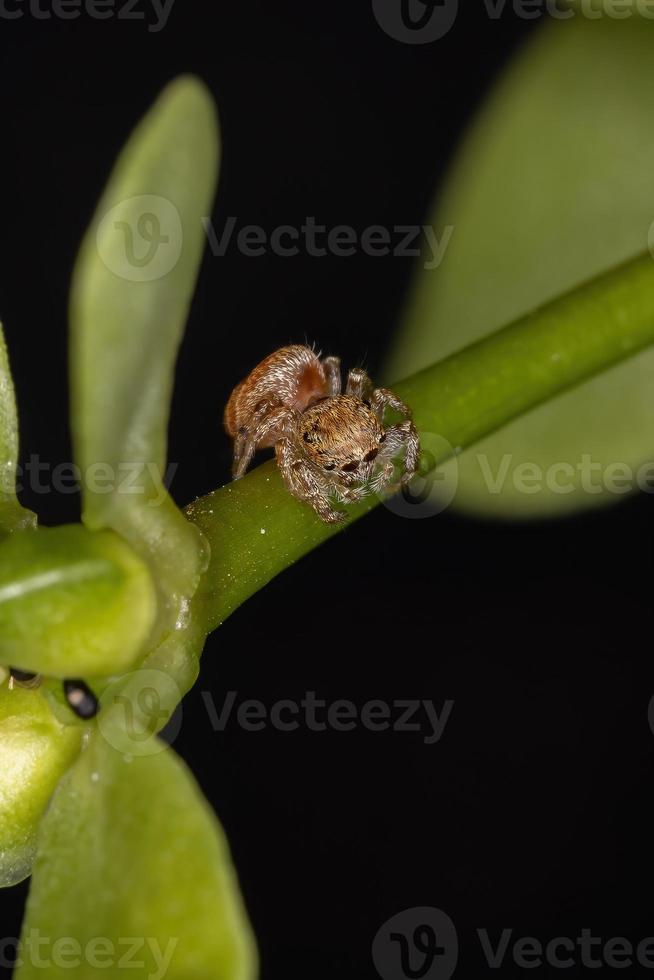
[
  {"left": 17, "top": 733, "right": 257, "bottom": 980},
  {"left": 0, "top": 684, "right": 81, "bottom": 888},
  {"left": 188, "top": 252, "right": 654, "bottom": 632},
  {"left": 0, "top": 525, "right": 156, "bottom": 678},
  {"left": 388, "top": 15, "right": 654, "bottom": 517},
  {"left": 0, "top": 325, "right": 36, "bottom": 535},
  {"left": 69, "top": 75, "right": 219, "bottom": 619}
]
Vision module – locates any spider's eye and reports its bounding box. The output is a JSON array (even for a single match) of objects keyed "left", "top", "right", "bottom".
[
  {"left": 303, "top": 432, "right": 312, "bottom": 443},
  {"left": 378, "top": 432, "right": 386, "bottom": 443},
  {"left": 324, "top": 462, "right": 336, "bottom": 471},
  {"left": 341, "top": 460, "right": 359, "bottom": 472},
  {"left": 363, "top": 448, "right": 379, "bottom": 462}
]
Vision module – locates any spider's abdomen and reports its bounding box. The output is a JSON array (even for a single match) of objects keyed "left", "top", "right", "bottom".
[{"left": 224, "top": 344, "right": 327, "bottom": 440}]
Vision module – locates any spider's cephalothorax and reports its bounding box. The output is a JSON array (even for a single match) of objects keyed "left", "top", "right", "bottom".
[{"left": 224, "top": 344, "right": 419, "bottom": 523}]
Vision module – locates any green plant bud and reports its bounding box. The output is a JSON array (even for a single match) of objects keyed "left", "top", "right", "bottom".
[
  {"left": 0, "top": 684, "right": 81, "bottom": 886},
  {"left": 0, "top": 524, "right": 157, "bottom": 678}
]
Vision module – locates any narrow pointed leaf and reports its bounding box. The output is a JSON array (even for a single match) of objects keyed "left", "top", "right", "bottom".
[
  {"left": 0, "top": 325, "right": 35, "bottom": 535},
  {"left": 388, "top": 14, "right": 654, "bottom": 517},
  {"left": 17, "top": 734, "right": 257, "bottom": 980},
  {"left": 70, "top": 76, "right": 218, "bottom": 611}
]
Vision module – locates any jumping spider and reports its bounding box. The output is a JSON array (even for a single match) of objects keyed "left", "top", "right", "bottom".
[{"left": 224, "top": 344, "right": 419, "bottom": 523}]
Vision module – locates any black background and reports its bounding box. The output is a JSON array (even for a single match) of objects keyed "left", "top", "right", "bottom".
[{"left": 1, "top": 2, "right": 654, "bottom": 978}]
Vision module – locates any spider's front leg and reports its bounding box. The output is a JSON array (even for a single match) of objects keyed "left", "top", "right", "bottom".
[
  {"left": 370, "top": 386, "right": 413, "bottom": 421},
  {"left": 232, "top": 401, "right": 294, "bottom": 479},
  {"left": 276, "top": 438, "right": 346, "bottom": 523},
  {"left": 345, "top": 367, "right": 374, "bottom": 401},
  {"left": 321, "top": 355, "right": 342, "bottom": 397},
  {"left": 373, "top": 419, "right": 420, "bottom": 493}
]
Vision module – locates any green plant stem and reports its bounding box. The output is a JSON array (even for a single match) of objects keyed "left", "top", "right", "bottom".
[{"left": 186, "top": 250, "right": 654, "bottom": 633}]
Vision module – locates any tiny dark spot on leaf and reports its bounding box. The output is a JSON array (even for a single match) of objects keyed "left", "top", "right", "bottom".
[{"left": 63, "top": 679, "right": 99, "bottom": 720}]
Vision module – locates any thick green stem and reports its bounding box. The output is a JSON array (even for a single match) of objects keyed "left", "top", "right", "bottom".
[{"left": 186, "top": 251, "right": 654, "bottom": 633}]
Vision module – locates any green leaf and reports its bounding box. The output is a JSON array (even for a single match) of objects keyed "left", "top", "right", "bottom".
[
  {"left": 17, "top": 734, "right": 257, "bottom": 980},
  {"left": 187, "top": 252, "right": 654, "bottom": 632},
  {"left": 387, "top": 15, "right": 654, "bottom": 517},
  {"left": 0, "top": 525, "right": 156, "bottom": 678},
  {"left": 69, "top": 75, "right": 219, "bottom": 616},
  {"left": 0, "top": 324, "right": 36, "bottom": 536},
  {"left": 0, "top": 683, "right": 81, "bottom": 887}
]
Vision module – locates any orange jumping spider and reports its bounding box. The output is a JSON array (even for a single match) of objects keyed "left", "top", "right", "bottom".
[{"left": 224, "top": 345, "right": 419, "bottom": 523}]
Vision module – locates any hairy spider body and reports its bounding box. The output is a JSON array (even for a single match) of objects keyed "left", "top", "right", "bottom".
[
  {"left": 224, "top": 345, "right": 337, "bottom": 450},
  {"left": 224, "top": 344, "right": 419, "bottom": 523}
]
